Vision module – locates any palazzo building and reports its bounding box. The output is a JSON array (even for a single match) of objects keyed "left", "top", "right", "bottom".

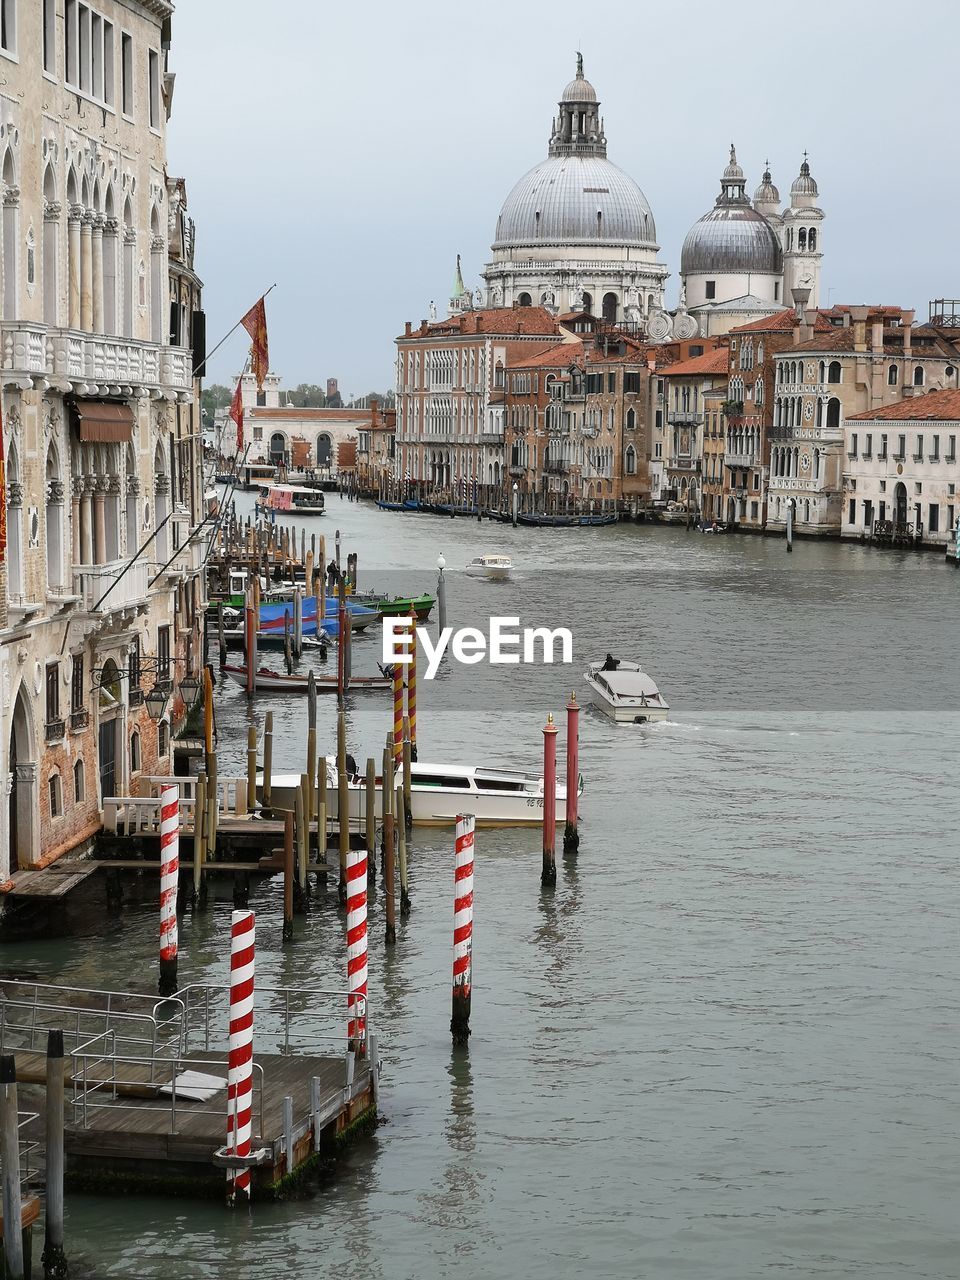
[{"left": 1, "top": 1, "right": 204, "bottom": 883}]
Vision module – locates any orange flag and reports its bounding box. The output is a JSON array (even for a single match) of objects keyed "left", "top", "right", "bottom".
[
  {"left": 241, "top": 297, "right": 269, "bottom": 391},
  {"left": 229, "top": 378, "right": 244, "bottom": 452},
  {"left": 0, "top": 398, "right": 6, "bottom": 565}
]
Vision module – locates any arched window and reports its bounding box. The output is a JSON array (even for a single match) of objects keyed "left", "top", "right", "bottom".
[
  {"left": 125, "top": 445, "right": 138, "bottom": 556},
  {"left": 798, "top": 228, "right": 807, "bottom": 251},
  {"left": 625, "top": 407, "right": 636, "bottom": 431},
  {"left": 149, "top": 205, "right": 164, "bottom": 343},
  {"left": 818, "top": 361, "right": 825, "bottom": 384},
  {"left": 2, "top": 149, "right": 19, "bottom": 320},
  {"left": 581, "top": 292, "right": 592, "bottom": 314},
  {"left": 913, "top": 366, "right": 924, "bottom": 387},
  {"left": 154, "top": 442, "right": 169, "bottom": 561},
  {"left": 625, "top": 446, "right": 636, "bottom": 475},
  {"left": 4, "top": 437, "right": 23, "bottom": 600},
  {"left": 602, "top": 292, "right": 618, "bottom": 323},
  {"left": 828, "top": 361, "right": 842, "bottom": 384},
  {"left": 269, "top": 432, "right": 286, "bottom": 463},
  {"left": 103, "top": 184, "right": 118, "bottom": 334},
  {"left": 130, "top": 729, "right": 141, "bottom": 774},
  {"left": 517, "top": 292, "right": 532, "bottom": 307},
  {"left": 42, "top": 165, "right": 59, "bottom": 326},
  {"left": 826, "top": 397, "right": 841, "bottom": 431},
  {"left": 808, "top": 228, "right": 817, "bottom": 251},
  {"left": 158, "top": 720, "right": 169, "bottom": 759},
  {"left": 45, "top": 444, "right": 64, "bottom": 590},
  {"left": 74, "top": 759, "right": 85, "bottom": 803},
  {"left": 888, "top": 364, "right": 898, "bottom": 386},
  {"left": 786, "top": 227, "right": 793, "bottom": 250},
  {"left": 122, "top": 196, "right": 135, "bottom": 338}
]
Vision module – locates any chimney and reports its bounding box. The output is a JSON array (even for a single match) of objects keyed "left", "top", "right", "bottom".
[
  {"left": 851, "top": 306, "right": 869, "bottom": 353},
  {"left": 404, "top": 321, "right": 412, "bottom": 337},
  {"left": 902, "top": 308, "right": 914, "bottom": 357},
  {"left": 870, "top": 319, "right": 883, "bottom": 353},
  {"left": 792, "top": 287, "right": 813, "bottom": 343}
]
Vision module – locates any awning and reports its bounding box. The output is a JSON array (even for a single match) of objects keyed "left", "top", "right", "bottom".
[{"left": 73, "top": 400, "right": 135, "bottom": 443}]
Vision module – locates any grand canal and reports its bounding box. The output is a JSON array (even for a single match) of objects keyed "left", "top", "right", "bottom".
[{"left": 4, "top": 503, "right": 958, "bottom": 1278}]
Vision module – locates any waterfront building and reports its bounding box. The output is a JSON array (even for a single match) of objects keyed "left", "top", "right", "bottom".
[
  {"left": 767, "top": 306, "right": 960, "bottom": 535},
  {"left": 659, "top": 346, "right": 729, "bottom": 511},
  {"left": 843, "top": 389, "right": 960, "bottom": 548},
  {"left": 357, "top": 398, "right": 396, "bottom": 496},
  {"left": 394, "top": 306, "right": 561, "bottom": 504},
  {"left": 680, "top": 150, "right": 824, "bottom": 336},
  {"left": 229, "top": 374, "right": 369, "bottom": 478},
  {"left": 700, "top": 387, "right": 728, "bottom": 523},
  {"left": 0, "top": 2, "right": 204, "bottom": 882},
  {"left": 482, "top": 57, "right": 668, "bottom": 328}
]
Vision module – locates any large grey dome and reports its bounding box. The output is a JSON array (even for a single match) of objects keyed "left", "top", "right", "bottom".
[
  {"left": 493, "top": 155, "right": 657, "bottom": 248},
  {"left": 680, "top": 205, "right": 782, "bottom": 275}
]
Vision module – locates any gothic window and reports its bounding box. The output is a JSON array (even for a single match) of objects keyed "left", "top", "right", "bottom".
[
  {"left": 626, "top": 407, "right": 636, "bottom": 431},
  {"left": 49, "top": 772, "right": 63, "bottom": 819},
  {"left": 625, "top": 446, "right": 636, "bottom": 475},
  {"left": 130, "top": 729, "right": 141, "bottom": 774},
  {"left": 74, "top": 758, "right": 85, "bottom": 803},
  {"left": 827, "top": 361, "right": 842, "bottom": 384},
  {"left": 913, "top": 366, "right": 924, "bottom": 387},
  {"left": 888, "top": 364, "right": 898, "bottom": 385}
]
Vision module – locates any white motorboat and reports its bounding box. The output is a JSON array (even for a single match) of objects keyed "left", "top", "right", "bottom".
[
  {"left": 464, "top": 554, "right": 512, "bottom": 580},
  {"left": 584, "top": 660, "right": 670, "bottom": 724},
  {"left": 322, "top": 757, "right": 580, "bottom": 828}
]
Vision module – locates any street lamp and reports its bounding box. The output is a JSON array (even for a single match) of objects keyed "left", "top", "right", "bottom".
[
  {"left": 178, "top": 673, "right": 201, "bottom": 705},
  {"left": 144, "top": 684, "right": 170, "bottom": 722}
]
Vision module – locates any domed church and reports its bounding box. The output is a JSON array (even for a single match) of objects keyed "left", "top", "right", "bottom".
[
  {"left": 680, "top": 147, "right": 824, "bottom": 336},
  {"left": 482, "top": 56, "right": 668, "bottom": 328}
]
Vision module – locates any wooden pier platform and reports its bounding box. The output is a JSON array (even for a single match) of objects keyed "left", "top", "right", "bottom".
[{"left": 48, "top": 1050, "right": 376, "bottom": 1197}]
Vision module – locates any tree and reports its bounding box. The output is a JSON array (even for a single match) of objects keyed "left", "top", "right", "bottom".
[
  {"left": 287, "top": 383, "right": 327, "bottom": 408},
  {"left": 201, "top": 384, "right": 232, "bottom": 420}
]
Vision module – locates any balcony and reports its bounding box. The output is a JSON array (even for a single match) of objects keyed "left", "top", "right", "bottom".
[
  {"left": 725, "top": 450, "right": 758, "bottom": 468},
  {"left": 667, "top": 410, "right": 703, "bottom": 426},
  {"left": 1, "top": 322, "right": 193, "bottom": 398},
  {"left": 544, "top": 457, "right": 569, "bottom": 473},
  {"left": 45, "top": 719, "right": 65, "bottom": 743},
  {"left": 70, "top": 708, "right": 90, "bottom": 732},
  {"left": 74, "top": 559, "right": 151, "bottom": 617},
  {"left": 508, "top": 464, "right": 525, "bottom": 477},
  {"left": 480, "top": 427, "right": 505, "bottom": 443}
]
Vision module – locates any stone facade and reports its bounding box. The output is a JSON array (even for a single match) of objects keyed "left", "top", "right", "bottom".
[{"left": 1, "top": 1, "right": 204, "bottom": 882}]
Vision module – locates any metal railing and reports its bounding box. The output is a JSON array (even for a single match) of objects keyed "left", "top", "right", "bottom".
[
  {"left": 0, "top": 981, "right": 185, "bottom": 1071},
  {"left": 177, "top": 984, "right": 368, "bottom": 1060},
  {"left": 0, "top": 1110, "right": 41, "bottom": 1192}
]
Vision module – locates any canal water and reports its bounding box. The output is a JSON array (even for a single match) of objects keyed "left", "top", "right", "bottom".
[{"left": 4, "top": 502, "right": 959, "bottom": 1278}]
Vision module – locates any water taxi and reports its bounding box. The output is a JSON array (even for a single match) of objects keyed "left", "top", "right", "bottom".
[
  {"left": 464, "top": 554, "right": 513, "bottom": 580},
  {"left": 255, "top": 484, "right": 326, "bottom": 517},
  {"left": 324, "top": 758, "right": 580, "bottom": 827},
  {"left": 583, "top": 660, "right": 670, "bottom": 724}
]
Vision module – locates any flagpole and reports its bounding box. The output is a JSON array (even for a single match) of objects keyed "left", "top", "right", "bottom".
[{"left": 193, "top": 284, "right": 277, "bottom": 379}]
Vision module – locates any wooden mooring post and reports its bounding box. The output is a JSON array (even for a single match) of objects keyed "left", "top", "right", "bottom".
[
  {"left": 383, "top": 738, "right": 396, "bottom": 944},
  {"left": 541, "top": 713, "right": 558, "bottom": 887},
  {"left": 396, "top": 784, "right": 411, "bottom": 916},
  {"left": 0, "top": 1055, "right": 24, "bottom": 1280},
  {"left": 337, "top": 708, "right": 349, "bottom": 905},
  {"left": 246, "top": 725, "right": 258, "bottom": 815},
  {"left": 451, "top": 815, "right": 475, "bottom": 1045},
  {"left": 365, "top": 757, "right": 376, "bottom": 889},
  {"left": 563, "top": 693, "right": 580, "bottom": 856},
  {"left": 193, "top": 771, "right": 207, "bottom": 909},
  {"left": 42, "top": 1031, "right": 67, "bottom": 1280},
  {"left": 263, "top": 711, "right": 274, "bottom": 813},
  {"left": 282, "top": 812, "right": 294, "bottom": 943}
]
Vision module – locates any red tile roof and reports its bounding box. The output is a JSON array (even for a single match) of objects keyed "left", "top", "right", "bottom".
[
  {"left": 400, "top": 307, "right": 561, "bottom": 340},
  {"left": 509, "top": 340, "right": 585, "bottom": 370},
  {"left": 249, "top": 407, "right": 368, "bottom": 420},
  {"left": 661, "top": 347, "right": 730, "bottom": 377},
  {"left": 847, "top": 387, "right": 960, "bottom": 422},
  {"left": 730, "top": 309, "right": 833, "bottom": 335}
]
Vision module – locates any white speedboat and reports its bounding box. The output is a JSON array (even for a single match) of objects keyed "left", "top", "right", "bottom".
[
  {"left": 323, "top": 758, "right": 580, "bottom": 827},
  {"left": 464, "top": 554, "right": 512, "bottom": 580},
  {"left": 584, "top": 660, "right": 669, "bottom": 724}
]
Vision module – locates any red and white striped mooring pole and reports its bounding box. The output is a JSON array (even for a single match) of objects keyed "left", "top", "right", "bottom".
[
  {"left": 451, "top": 814, "right": 475, "bottom": 1045},
  {"left": 227, "top": 909, "right": 255, "bottom": 1205},
  {"left": 346, "top": 831, "right": 368, "bottom": 1053},
  {"left": 158, "top": 784, "right": 179, "bottom": 996}
]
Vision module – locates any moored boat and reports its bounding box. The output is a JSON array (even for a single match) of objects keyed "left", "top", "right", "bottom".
[
  {"left": 325, "top": 758, "right": 582, "bottom": 827},
  {"left": 255, "top": 484, "right": 326, "bottom": 516},
  {"left": 223, "top": 666, "right": 389, "bottom": 693},
  {"left": 353, "top": 592, "right": 434, "bottom": 620},
  {"left": 584, "top": 659, "right": 669, "bottom": 724}
]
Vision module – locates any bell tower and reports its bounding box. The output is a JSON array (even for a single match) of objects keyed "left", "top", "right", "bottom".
[{"left": 782, "top": 154, "right": 824, "bottom": 308}]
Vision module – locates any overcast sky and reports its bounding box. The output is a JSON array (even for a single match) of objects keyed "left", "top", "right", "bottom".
[{"left": 168, "top": 0, "right": 960, "bottom": 395}]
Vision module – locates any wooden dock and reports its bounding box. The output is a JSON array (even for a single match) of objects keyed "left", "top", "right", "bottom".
[{"left": 49, "top": 1050, "right": 376, "bottom": 1196}]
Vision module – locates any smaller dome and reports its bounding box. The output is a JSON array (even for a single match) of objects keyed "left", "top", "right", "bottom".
[
  {"left": 791, "top": 158, "right": 818, "bottom": 197},
  {"left": 562, "top": 75, "right": 598, "bottom": 103},
  {"left": 723, "top": 144, "right": 744, "bottom": 183},
  {"left": 754, "top": 165, "right": 780, "bottom": 205}
]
